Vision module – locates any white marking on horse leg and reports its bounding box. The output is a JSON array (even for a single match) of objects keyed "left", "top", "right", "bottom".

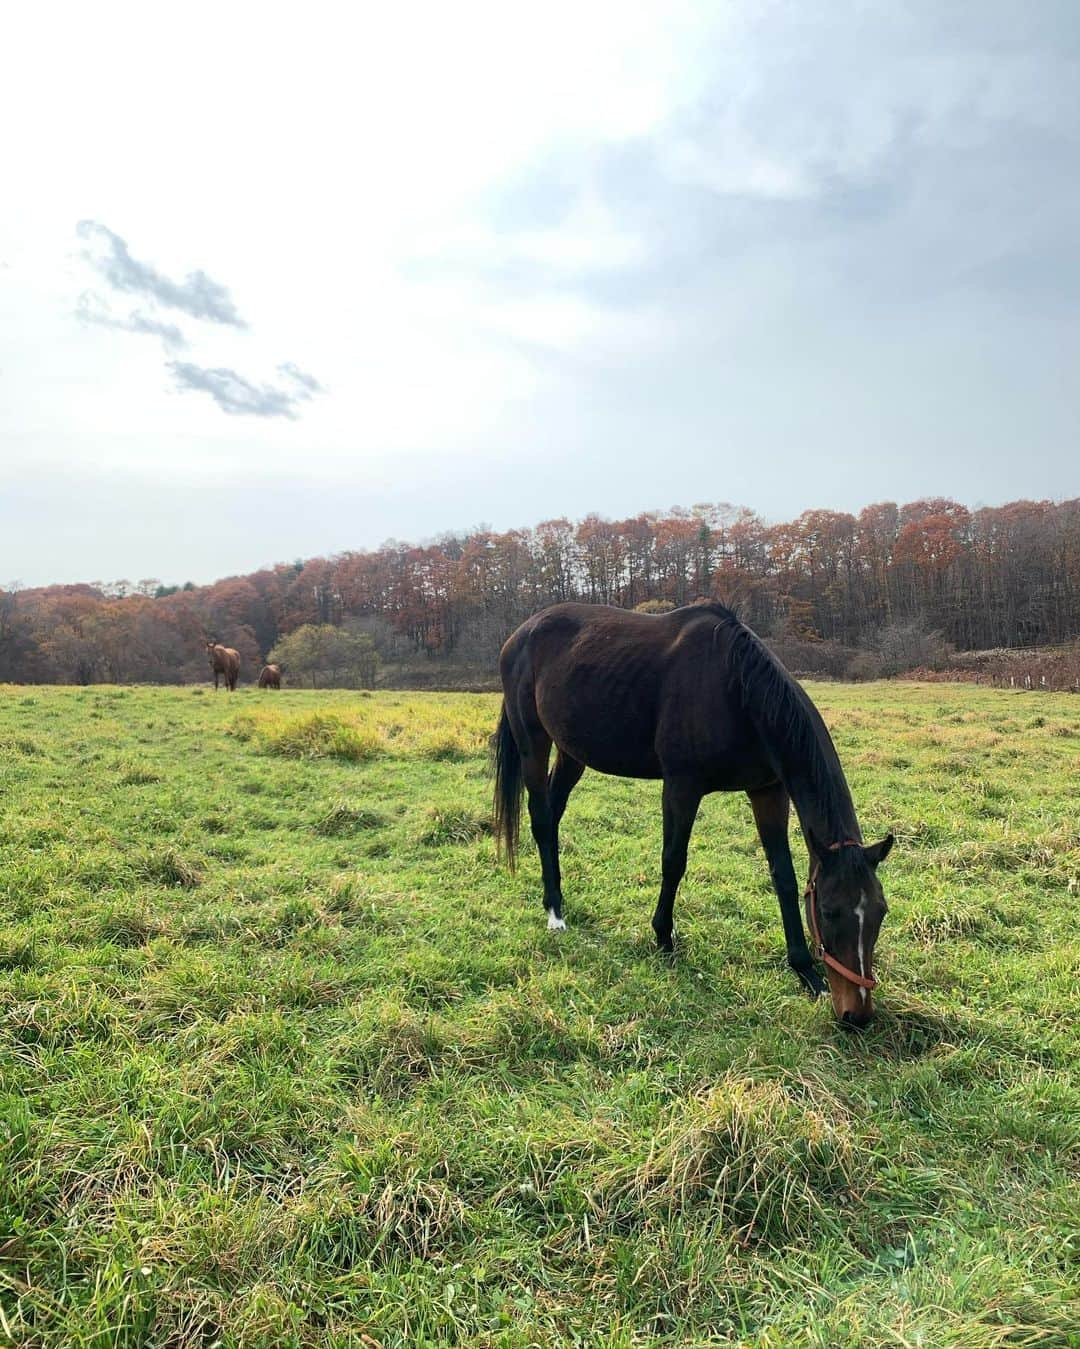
[
  {"left": 546, "top": 909, "right": 566, "bottom": 931},
  {"left": 856, "top": 892, "right": 868, "bottom": 1005}
]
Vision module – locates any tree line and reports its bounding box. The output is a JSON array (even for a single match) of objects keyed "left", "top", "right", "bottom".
[{"left": 1, "top": 496, "right": 1077, "bottom": 686}]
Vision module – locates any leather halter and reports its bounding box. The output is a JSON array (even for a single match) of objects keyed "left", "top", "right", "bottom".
[{"left": 805, "top": 840, "right": 878, "bottom": 991}]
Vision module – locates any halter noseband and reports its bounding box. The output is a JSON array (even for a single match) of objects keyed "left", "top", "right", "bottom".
[{"left": 805, "top": 840, "right": 878, "bottom": 991}]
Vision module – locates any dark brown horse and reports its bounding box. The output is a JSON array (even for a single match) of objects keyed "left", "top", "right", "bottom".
[
  {"left": 258, "top": 663, "right": 282, "bottom": 689},
  {"left": 493, "top": 602, "right": 894, "bottom": 1026},
  {"left": 205, "top": 641, "right": 240, "bottom": 692}
]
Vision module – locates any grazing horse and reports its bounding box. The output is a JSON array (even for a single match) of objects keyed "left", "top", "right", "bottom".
[
  {"left": 493, "top": 602, "right": 894, "bottom": 1026},
  {"left": 205, "top": 641, "right": 240, "bottom": 692},
  {"left": 258, "top": 663, "right": 282, "bottom": 689}
]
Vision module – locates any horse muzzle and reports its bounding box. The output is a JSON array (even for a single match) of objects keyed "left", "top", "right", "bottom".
[{"left": 825, "top": 965, "right": 875, "bottom": 1026}]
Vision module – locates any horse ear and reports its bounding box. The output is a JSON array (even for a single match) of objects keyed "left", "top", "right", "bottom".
[{"left": 864, "top": 833, "right": 895, "bottom": 868}]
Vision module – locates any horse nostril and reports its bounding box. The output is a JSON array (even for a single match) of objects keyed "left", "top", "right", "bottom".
[{"left": 841, "top": 1009, "right": 870, "bottom": 1031}]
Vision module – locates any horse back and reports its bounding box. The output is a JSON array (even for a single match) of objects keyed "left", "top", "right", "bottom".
[{"left": 501, "top": 603, "right": 759, "bottom": 781}]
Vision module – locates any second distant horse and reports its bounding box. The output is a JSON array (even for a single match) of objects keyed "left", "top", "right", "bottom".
[
  {"left": 205, "top": 641, "right": 240, "bottom": 692},
  {"left": 258, "top": 664, "right": 282, "bottom": 689}
]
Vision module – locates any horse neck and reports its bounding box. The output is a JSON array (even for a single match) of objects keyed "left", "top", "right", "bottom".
[
  {"left": 722, "top": 621, "right": 862, "bottom": 849},
  {"left": 775, "top": 737, "right": 861, "bottom": 849}
]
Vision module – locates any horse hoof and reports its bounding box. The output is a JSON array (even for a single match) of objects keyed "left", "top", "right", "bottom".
[
  {"left": 655, "top": 931, "right": 675, "bottom": 954},
  {"left": 546, "top": 910, "right": 566, "bottom": 932}
]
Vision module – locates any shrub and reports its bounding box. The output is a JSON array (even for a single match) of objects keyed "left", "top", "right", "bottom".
[
  {"left": 845, "top": 649, "right": 884, "bottom": 681},
  {"left": 876, "top": 619, "right": 951, "bottom": 676},
  {"left": 768, "top": 637, "right": 861, "bottom": 679}
]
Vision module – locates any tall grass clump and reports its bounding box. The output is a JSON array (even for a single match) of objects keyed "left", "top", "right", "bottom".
[
  {"left": 597, "top": 1074, "right": 871, "bottom": 1245},
  {"left": 0, "top": 734, "right": 41, "bottom": 756},
  {"left": 419, "top": 806, "right": 492, "bottom": 847},
  {"left": 289, "top": 1158, "right": 470, "bottom": 1269},
  {"left": 314, "top": 800, "right": 388, "bottom": 836},
  {"left": 118, "top": 759, "right": 162, "bottom": 785},
  {"left": 137, "top": 846, "right": 202, "bottom": 888},
  {"left": 233, "top": 710, "right": 383, "bottom": 762}
]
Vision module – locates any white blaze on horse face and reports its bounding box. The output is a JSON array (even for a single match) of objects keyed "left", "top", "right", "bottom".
[
  {"left": 547, "top": 909, "right": 566, "bottom": 931},
  {"left": 856, "top": 892, "right": 868, "bottom": 1005}
]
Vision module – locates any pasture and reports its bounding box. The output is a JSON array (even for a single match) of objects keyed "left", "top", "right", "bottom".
[{"left": 0, "top": 682, "right": 1076, "bottom": 1346}]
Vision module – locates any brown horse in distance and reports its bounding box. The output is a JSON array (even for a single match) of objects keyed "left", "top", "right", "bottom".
[
  {"left": 493, "top": 602, "right": 894, "bottom": 1026},
  {"left": 205, "top": 641, "right": 240, "bottom": 692},
  {"left": 258, "top": 664, "right": 282, "bottom": 689}
]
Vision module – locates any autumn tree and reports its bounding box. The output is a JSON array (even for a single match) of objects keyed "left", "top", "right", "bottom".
[
  {"left": 3, "top": 497, "right": 1078, "bottom": 684},
  {"left": 267, "top": 624, "right": 379, "bottom": 688}
]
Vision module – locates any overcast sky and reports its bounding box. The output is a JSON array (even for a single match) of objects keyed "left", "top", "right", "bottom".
[{"left": 1, "top": 1, "right": 1078, "bottom": 588}]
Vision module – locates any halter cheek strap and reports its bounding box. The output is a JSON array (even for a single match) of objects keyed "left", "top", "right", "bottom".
[{"left": 805, "top": 840, "right": 878, "bottom": 991}]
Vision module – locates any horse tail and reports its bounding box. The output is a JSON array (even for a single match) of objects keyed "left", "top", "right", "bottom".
[{"left": 491, "top": 701, "right": 523, "bottom": 870}]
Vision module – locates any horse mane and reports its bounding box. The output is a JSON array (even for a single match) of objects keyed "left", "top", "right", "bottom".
[{"left": 716, "top": 612, "right": 856, "bottom": 839}]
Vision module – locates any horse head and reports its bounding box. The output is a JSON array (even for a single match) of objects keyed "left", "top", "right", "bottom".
[{"left": 804, "top": 834, "right": 894, "bottom": 1027}]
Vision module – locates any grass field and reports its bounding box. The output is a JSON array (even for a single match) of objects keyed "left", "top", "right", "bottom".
[{"left": 0, "top": 681, "right": 1077, "bottom": 1347}]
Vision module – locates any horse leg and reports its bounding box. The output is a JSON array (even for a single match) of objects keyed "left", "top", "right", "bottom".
[
  {"left": 542, "top": 751, "right": 584, "bottom": 926},
  {"left": 748, "top": 783, "right": 826, "bottom": 998},
  {"left": 651, "top": 778, "right": 702, "bottom": 953},
  {"left": 549, "top": 751, "right": 585, "bottom": 831},
  {"left": 518, "top": 730, "right": 569, "bottom": 929}
]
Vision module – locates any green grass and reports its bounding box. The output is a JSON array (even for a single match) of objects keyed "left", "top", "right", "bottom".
[{"left": 0, "top": 681, "right": 1077, "bottom": 1347}]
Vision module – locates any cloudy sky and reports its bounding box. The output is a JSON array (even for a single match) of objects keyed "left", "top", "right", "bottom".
[{"left": 1, "top": 1, "right": 1077, "bottom": 587}]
